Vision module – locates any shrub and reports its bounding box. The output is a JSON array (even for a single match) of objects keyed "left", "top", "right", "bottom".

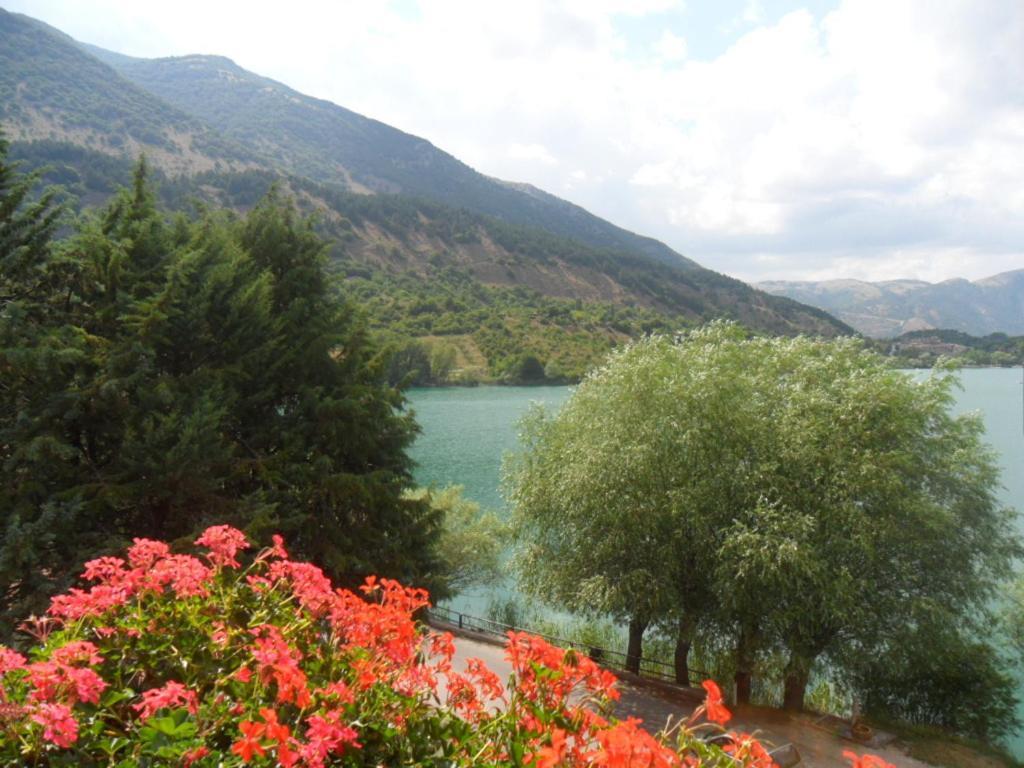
[{"left": 0, "top": 526, "right": 895, "bottom": 767}]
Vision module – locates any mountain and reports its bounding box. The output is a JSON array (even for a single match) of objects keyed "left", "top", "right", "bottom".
[
  {"left": 0, "top": 8, "right": 852, "bottom": 377},
  {"left": 757, "top": 272, "right": 1024, "bottom": 338},
  {"left": 0, "top": 11, "right": 256, "bottom": 175},
  {"left": 82, "top": 44, "right": 700, "bottom": 271}
]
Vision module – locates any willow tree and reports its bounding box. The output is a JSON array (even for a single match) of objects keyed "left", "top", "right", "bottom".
[
  {"left": 506, "top": 322, "right": 1018, "bottom": 722},
  {"left": 505, "top": 324, "right": 761, "bottom": 676},
  {"left": 713, "top": 337, "right": 1020, "bottom": 713}
]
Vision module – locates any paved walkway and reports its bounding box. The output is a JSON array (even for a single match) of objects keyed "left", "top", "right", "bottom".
[{"left": 444, "top": 629, "right": 934, "bottom": 768}]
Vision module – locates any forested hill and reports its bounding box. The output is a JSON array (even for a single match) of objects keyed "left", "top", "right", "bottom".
[
  {"left": 0, "top": 8, "right": 853, "bottom": 380},
  {"left": 0, "top": 11, "right": 257, "bottom": 176},
  {"left": 83, "top": 45, "right": 699, "bottom": 271}
]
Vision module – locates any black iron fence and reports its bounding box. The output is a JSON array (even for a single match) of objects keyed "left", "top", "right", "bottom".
[{"left": 427, "top": 605, "right": 705, "bottom": 688}]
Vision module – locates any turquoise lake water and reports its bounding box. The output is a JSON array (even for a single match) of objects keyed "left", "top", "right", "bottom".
[{"left": 407, "top": 368, "right": 1024, "bottom": 749}]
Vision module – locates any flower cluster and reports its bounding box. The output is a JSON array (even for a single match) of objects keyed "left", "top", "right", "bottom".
[{"left": 0, "top": 526, "right": 899, "bottom": 767}]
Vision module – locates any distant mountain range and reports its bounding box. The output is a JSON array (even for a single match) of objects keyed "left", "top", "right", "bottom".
[
  {"left": 757, "top": 271, "right": 1024, "bottom": 338},
  {"left": 0, "top": 7, "right": 851, "bottom": 361}
]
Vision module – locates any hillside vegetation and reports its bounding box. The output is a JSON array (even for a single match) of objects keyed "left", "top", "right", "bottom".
[{"left": 1, "top": 8, "right": 853, "bottom": 382}]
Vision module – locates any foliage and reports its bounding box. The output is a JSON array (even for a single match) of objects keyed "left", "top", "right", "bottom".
[
  {"left": 0, "top": 11, "right": 251, "bottom": 164},
  {"left": 505, "top": 322, "right": 1019, "bottom": 738},
  {"left": 2, "top": 5, "right": 853, "bottom": 350},
  {"left": 404, "top": 486, "right": 507, "bottom": 595},
  {"left": 0, "top": 524, "right": 876, "bottom": 768},
  {"left": 849, "top": 618, "right": 1019, "bottom": 741},
  {"left": 0, "top": 149, "right": 439, "bottom": 631},
  {"left": 872, "top": 329, "right": 1024, "bottom": 367},
  {"left": 0, "top": 131, "right": 64, "bottom": 302}
]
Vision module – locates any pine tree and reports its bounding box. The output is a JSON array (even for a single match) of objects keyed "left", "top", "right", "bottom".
[
  {"left": 1, "top": 162, "right": 443, "bottom": 634},
  {"left": 0, "top": 133, "right": 87, "bottom": 628},
  {"left": 236, "top": 190, "right": 442, "bottom": 587}
]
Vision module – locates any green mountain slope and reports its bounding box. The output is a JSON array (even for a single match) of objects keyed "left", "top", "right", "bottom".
[
  {"left": 758, "top": 271, "right": 1024, "bottom": 338},
  {"left": 84, "top": 45, "right": 700, "bottom": 271},
  {"left": 0, "top": 11, "right": 257, "bottom": 175},
  {"left": 0, "top": 8, "right": 853, "bottom": 378}
]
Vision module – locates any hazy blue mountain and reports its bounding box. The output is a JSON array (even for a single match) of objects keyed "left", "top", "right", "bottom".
[{"left": 757, "top": 270, "right": 1024, "bottom": 337}]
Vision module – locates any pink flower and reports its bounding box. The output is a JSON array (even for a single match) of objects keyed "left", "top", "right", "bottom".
[
  {"left": 146, "top": 555, "right": 212, "bottom": 598},
  {"left": 52, "top": 641, "right": 102, "bottom": 667},
  {"left": 49, "top": 585, "right": 129, "bottom": 620},
  {"left": 301, "top": 711, "right": 361, "bottom": 768},
  {"left": 0, "top": 647, "right": 27, "bottom": 675},
  {"left": 65, "top": 667, "right": 107, "bottom": 704},
  {"left": 32, "top": 703, "right": 78, "bottom": 748},
  {"left": 133, "top": 681, "right": 200, "bottom": 720},
  {"left": 195, "top": 525, "right": 250, "bottom": 568},
  {"left": 82, "top": 556, "right": 129, "bottom": 585},
  {"left": 127, "top": 538, "right": 170, "bottom": 569}
]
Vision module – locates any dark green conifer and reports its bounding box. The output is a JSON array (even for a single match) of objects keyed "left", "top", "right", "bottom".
[{"left": 1, "top": 159, "right": 442, "bottom": 635}]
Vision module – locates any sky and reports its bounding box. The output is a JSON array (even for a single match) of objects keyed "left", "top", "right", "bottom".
[{"left": 6, "top": 0, "right": 1024, "bottom": 284}]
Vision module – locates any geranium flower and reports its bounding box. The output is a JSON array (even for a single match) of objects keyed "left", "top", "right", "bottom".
[
  {"left": 31, "top": 703, "right": 78, "bottom": 748},
  {"left": 701, "top": 679, "right": 732, "bottom": 725},
  {"left": 843, "top": 750, "right": 897, "bottom": 768},
  {"left": 195, "top": 525, "right": 250, "bottom": 568},
  {"left": 133, "top": 681, "right": 199, "bottom": 720}
]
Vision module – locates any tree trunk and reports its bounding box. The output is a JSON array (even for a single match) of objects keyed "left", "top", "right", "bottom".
[
  {"left": 783, "top": 652, "right": 812, "bottom": 712},
  {"left": 734, "top": 627, "right": 754, "bottom": 705},
  {"left": 734, "top": 669, "right": 752, "bottom": 705},
  {"left": 674, "top": 615, "right": 697, "bottom": 686},
  {"left": 625, "top": 617, "right": 648, "bottom": 675}
]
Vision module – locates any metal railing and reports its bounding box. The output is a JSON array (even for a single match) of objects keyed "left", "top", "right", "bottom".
[{"left": 427, "top": 605, "right": 705, "bottom": 687}]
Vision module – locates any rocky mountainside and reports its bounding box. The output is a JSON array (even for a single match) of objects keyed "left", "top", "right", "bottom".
[
  {"left": 0, "top": 8, "right": 852, "bottom": 358},
  {"left": 757, "top": 271, "right": 1024, "bottom": 337},
  {"left": 83, "top": 44, "right": 699, "bottom": 271}
]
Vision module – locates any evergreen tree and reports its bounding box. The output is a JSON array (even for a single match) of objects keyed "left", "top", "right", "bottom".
[{"left": 1, "top": 161, "right": 442, "bottom": 634}]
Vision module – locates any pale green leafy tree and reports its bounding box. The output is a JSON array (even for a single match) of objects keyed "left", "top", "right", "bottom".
[
  {"left": 505, "top": 324, "right": 758, "bottom": 675},
  {"left": 405, "top": 485, "right": 507, "bottom": 597},
  {"left": 506, "top": 322, "right": 1018, "bottom": 720}
]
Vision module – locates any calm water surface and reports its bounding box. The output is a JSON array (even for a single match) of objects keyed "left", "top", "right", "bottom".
[{"left": 408, "top": 369, "right": 1024, "bottom": 750}]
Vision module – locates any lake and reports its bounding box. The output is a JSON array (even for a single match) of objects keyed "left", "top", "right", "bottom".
[{"left": 407, "top": 368, "right": 1024, "bottom": 750}]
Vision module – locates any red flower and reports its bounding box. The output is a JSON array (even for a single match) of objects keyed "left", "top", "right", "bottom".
[
  {"left": 726, "top": 732, "right": 776, "bottom": 768},
  {"left": 31, "top": 702, "right": 78, "bottom": 748},
  {"left": 133, "top": 681, "right": 199, "bottom": 720},
  {"left": 701, "top": 679, "right": 732, "bottom": 725},
  {"left": 195, "top": 524, "right": 250, "bottom": 568},
  {"left": 843, "top": 751, "right": 897, "bottom": 768},
  {"left": 183, "top": 746, "right": 210, "bottom": 766},
  {"left": 231, "top": 720, "right": 267, "bottom": 761},
  {"left": 127, "top": 538, "right": 170, "bottom": 569},
  {"left": 0, "top": 647, "right": 27, "bottom": 675},
  {"left": 589, "top": 717, "right": 680, "bottom": 768},
  {"left": 530, "top": 727, "right": 568, "bottom": 768}
]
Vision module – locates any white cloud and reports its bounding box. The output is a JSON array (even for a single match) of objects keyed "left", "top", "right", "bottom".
[
  {"left": 653, "top": 30, "right": 687, "bottom": 62},
  {"left": 7, "top": 0, "right": 1024, "bottom": 283},
  {"left": 507, "top": 143, "right": 559, "bottom": 165}
]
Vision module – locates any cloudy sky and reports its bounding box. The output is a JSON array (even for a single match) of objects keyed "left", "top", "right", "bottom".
[{"left": 7, "top": 0, "right": 1024, "bottom": 283}]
